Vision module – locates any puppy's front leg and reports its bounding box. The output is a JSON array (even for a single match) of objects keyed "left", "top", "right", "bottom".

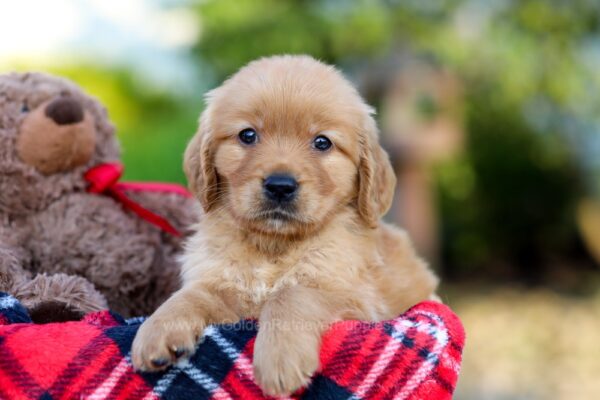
[
  {"left": 253, "top": 286, "right": 336, "bottom": 396},
  {"left": 132, "top": 283, "right": 237, "bottom": 371}
]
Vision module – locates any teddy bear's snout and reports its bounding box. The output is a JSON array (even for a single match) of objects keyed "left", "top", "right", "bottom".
[
  {"left": 45, "top": 97, "right": 84, "bottom": 125},
  {"left": 16, "top": 96, "right": 96, "bottom": 175}
]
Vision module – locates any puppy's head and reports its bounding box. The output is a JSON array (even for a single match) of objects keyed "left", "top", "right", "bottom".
[{"left": 184, "top": 55, "right": 395, "bottom": 236}]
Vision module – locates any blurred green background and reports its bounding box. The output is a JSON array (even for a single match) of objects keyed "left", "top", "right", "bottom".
[{"left": 2, "top": 0, "right": 600, "bottom": 398}]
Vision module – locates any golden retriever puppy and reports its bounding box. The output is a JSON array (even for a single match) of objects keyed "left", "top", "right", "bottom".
[{"left": 132, "top": 55, "right": 438, "bottom": 396}]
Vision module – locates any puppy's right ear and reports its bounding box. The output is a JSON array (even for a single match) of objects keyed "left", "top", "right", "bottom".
[
  {"left": 357, "top": 114, "right": 396, "bottom": 228},
  {"left": 184, "top": 109, "right": 219, "bottom": 212}
]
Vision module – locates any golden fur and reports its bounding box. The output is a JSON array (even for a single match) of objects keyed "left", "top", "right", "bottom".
[{"left": 132, "top": 55, "right": 438, "bottom": 396}]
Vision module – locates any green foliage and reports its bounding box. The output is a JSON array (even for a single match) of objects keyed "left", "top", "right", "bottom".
[
  {"left": 194, "top": 0, "right": 393, "bottom": 79},
  {"left": 438, "top": 93, "right": 583, "bottom": 280},
  {"left": 118, "top": 104, "right": 199, "bottom": 184}
]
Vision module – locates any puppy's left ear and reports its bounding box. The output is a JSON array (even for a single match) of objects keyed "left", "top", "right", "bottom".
[
  {"left": 184, "top": 109, "right": 219, "bottom": 212},
  {"left": 357, "top": 114, "right": 396, "bottom": 228}
]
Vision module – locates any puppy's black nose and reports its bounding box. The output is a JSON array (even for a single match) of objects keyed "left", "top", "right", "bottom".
[
  {"left": 45, "top": 97, "right": 84, "bottom": 125},
  {"left": 263, "top": 174, "right": 298, "bottom": 202}
]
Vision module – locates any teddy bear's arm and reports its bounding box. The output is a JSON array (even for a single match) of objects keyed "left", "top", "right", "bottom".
[{"left": 1, "top": 238, "right": 109, "bottom": 322}]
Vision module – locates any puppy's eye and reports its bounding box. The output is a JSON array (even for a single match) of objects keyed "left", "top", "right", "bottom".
[
  {"left": 313, "top": 135, "right": 332, "bottom": 151},
  {"left": 238, "top": 128, "right": 258, "bottom": 145},
  {"left": 21, "top": 103, "right": 29, "bottom": 113}
]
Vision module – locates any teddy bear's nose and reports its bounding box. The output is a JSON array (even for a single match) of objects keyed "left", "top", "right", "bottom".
[{"left": 45, "top": 97, "right": 84, "bottom": 125}]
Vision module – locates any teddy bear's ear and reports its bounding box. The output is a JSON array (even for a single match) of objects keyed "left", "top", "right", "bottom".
[{"left": 183, "top": 109, "right": 219, "bottom": 213}]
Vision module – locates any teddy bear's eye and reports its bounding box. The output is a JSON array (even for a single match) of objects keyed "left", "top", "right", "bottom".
[{"left": 21, "top": 103, "right": 30, "bottom": 113}]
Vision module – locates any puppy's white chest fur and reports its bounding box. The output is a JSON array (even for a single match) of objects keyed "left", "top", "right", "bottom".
[
  {"left": 182, "top": 235, "right": 300, "bottom": 317},
  {"left": 226, "top": 263, "right": 279, "bottom": 303},
  {"left": 219, "top": 259, "right": 302, "bottom": 316}
]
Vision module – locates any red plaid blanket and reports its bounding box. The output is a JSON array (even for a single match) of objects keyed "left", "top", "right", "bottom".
[{"left": 0, "top": 292, "right": 464, "bottom": 399}]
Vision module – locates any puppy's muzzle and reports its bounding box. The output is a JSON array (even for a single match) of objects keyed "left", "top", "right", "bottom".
[{"left": 263, "top": 174, "right": 298, "bottom": 203}]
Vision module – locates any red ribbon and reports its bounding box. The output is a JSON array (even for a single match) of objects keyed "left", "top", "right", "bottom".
[{"left": 84, "top": 163, "right": 192, "bottom": 236}]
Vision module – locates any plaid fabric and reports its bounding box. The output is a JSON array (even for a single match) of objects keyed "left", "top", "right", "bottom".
[{"left": 0, "top": 292, "right": 464, "bottom": 399}]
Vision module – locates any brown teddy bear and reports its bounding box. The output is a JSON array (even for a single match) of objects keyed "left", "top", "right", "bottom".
[{"left": 0, "top": 72, "right": 198, "bottom": 320}]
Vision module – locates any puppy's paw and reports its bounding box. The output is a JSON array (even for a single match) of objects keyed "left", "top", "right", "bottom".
[
  {"left": 253, "top": 329, "right": 320, "bottom": 396},
  {"left": 131, "top": 313, "right": 201, "bottom": 372}
]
